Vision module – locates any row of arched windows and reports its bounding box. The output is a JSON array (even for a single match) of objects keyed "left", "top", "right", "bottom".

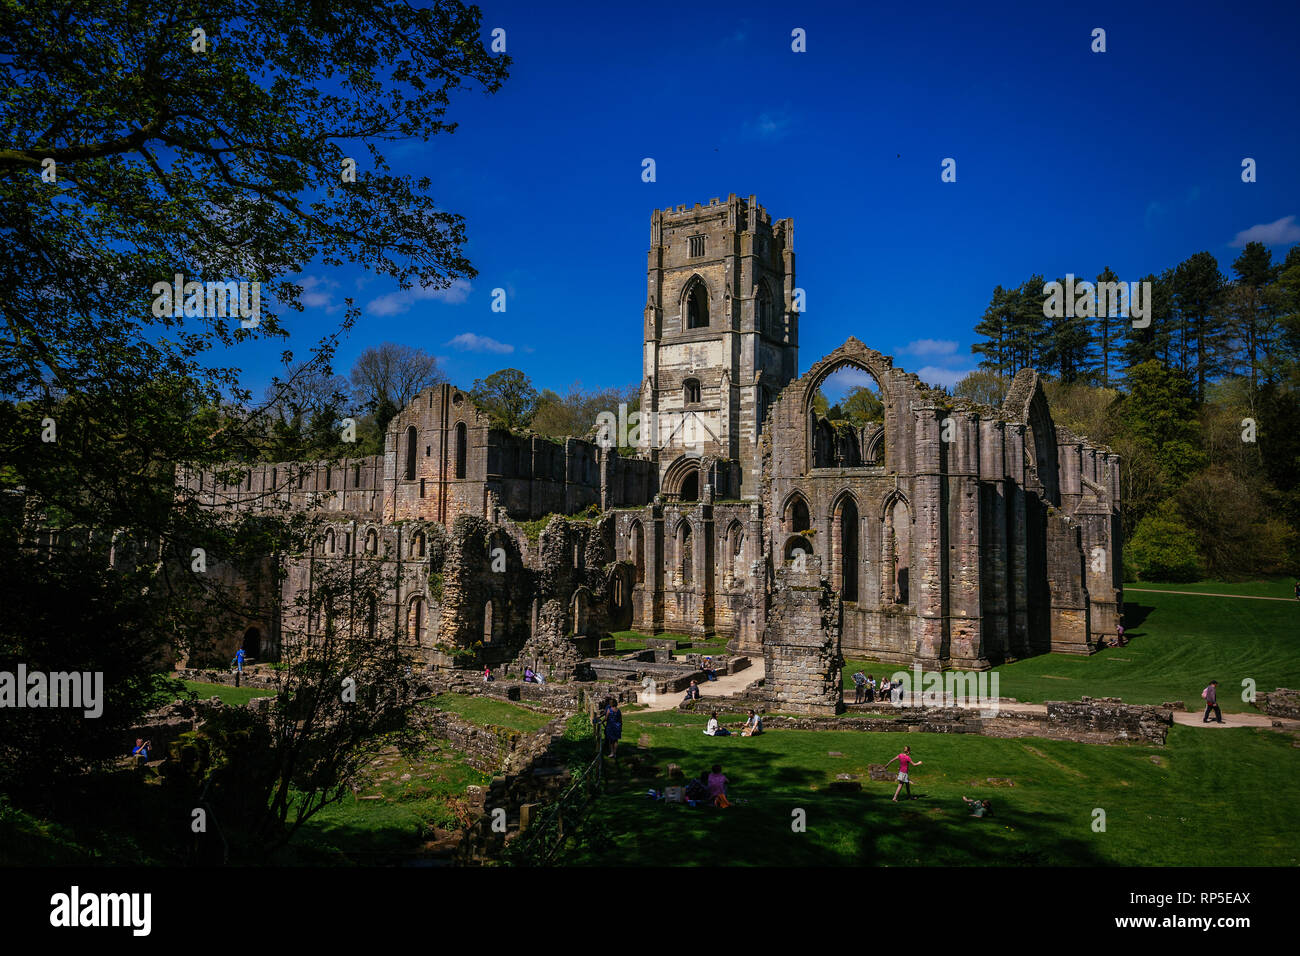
[
  {"left": 679, "top": 276, "right": 778, "bottom": 334},
  {"left": 319, "top": 527, "right": 425, "bottom": 557}
]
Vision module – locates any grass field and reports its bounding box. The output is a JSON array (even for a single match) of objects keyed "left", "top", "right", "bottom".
[
  {"left": 426, "top": 693, "right": 554, "bottom": 733},
  {"left": 182, "top": 680, "right": 277, "bottom": 706},
  {"left": 611, "top": 630, "right": 729, "bottom": 654},
  {"left": 843, "top": 579, "right": 1300, "bottom": 712},
  {"left": 559, "top": 719, "right": 1300, "bottom": 867}
]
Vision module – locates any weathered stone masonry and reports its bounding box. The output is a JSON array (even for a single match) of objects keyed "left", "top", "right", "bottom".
[{"left": 183, "top": 194, "right": 1123, "bottom": 694}]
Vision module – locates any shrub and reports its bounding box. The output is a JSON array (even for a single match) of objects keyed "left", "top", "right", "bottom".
[{"left": 1126, "top": 503, "right": 1202, "bottom": 582}]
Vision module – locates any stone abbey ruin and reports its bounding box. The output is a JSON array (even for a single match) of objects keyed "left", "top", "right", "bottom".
[{"left": 182, "top": 194, "right": 1123, "bottom": 713}]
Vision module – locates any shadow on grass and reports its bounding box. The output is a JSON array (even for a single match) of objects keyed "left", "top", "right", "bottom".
[{"left": 564, "top": 741, "right": 1110, "bottom": 867}]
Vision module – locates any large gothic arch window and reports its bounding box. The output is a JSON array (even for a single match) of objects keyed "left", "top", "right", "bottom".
[
  {"left": 882, "top": 496, "right": 912, "bottom": 605},
  {"left": 832, "top": 493, "right": 860, "bottom": 602},
  {"left": 628, "top": 519, "right": 645, "bottom": 583},
  {"left": 684, "top": 277, "right": 709, "bottom": 330},
  {"left": 676, "top": 520, "right": 694, "bottom": 587}
]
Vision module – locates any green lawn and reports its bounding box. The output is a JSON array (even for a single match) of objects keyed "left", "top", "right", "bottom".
[
  {"left": 558, "top": 719, "right": 1300, "bottom": 867},
  {"left": 842, "top": 579, "right": 1300, "bottom": 712},
  {"left": 1122, "top": 577, "right": 1296, "bottom": 599},
  {"left": 427, "top": 693, "right": 554, "bottom": 733},
  {"left": 612, "top": 630, "right": 729, "bottom": 654},
  {"left": 182, "top": 680, "right": 277, "bottom": 706},
  {"left": 280, "top": 739, "right": 491, "bottom": 864}
]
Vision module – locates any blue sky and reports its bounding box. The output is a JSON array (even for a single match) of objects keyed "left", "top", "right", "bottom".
[{"left": 238, "top": 0, "right": 1300, "bottom": 401}]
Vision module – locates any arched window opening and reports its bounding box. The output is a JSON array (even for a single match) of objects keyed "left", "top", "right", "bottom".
[
  {"left": 324, "top": 467, "right": 332, "bottom": 490},
  {"left": 454, "top": 422, "right": 467, "bottom": 479},
  {"left": 684, "top": 378, "right": 701, "bottom": 404},
  {"left": 571, "top": 590, "right": 589, "bottom": 636},
  {"left": 411, "top": 532, "right": 426, "bottom": 558},
  {"left": 404, "top": 426, "right": 418, "bottom": 481},
  {"left": 883, "top": 497, "right": 912, "bottom": 605},
  {"left": 628, "top": 520, "right": 645, "bottom": 584},
  {"left": 324, "top": 529, "right": 335, "bottom": 554},
  {"left": 679, "top": 471, "right": 699, "bottom": 502},
  {"left": 407, "top": 596, "right": 426, "bottom": 643},
  {"left": 783, "top": 494, "right": 811, "bottom": 534},
  {"left": 834, "top": 495, "right": 859, "bottom": 602},
  {"left": 483, "top": 602, "right": 495, "bottom": 644},
  {"left": 677, "top": 522, "right": 694, "bottom": 588},
  {"left": 686, "top": 281, "right": 709, "bottom": 329},
  {"left": 365, "top": 529, "right": 378, "bottom": 554},
  {"left": 757, "top": 283, "right": 772, "bottom": 334},
  {"left": 784, "top": 534, "right": 814, "bottom": 565}
]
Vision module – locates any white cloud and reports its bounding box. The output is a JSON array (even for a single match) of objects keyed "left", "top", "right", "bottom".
[
  {"left": 917, "top": 365, "right": 977, "bottom": 389},
  {"left": 297, "top": 275, "right": 342, "bottom": 313},
  {"left": 897, "top": 338, "right": 959, "bottom": 358},
  {"left": 1230, "top": 215, "right": 1300, "bottom": 248},
  {"left": 445, "top": 332, "right": 514, "bottom": 354},
  {"left": 367, "top": 278, "right": 472, "bottom": 316}
]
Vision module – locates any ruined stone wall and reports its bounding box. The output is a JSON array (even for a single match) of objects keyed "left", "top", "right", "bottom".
[{"left": 762, "top": 557, "right": 842, "bottom": 715}]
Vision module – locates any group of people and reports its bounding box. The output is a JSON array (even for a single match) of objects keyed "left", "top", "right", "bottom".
[
  {"left": 851, "top": 672, "right": 902, "bottom": 704},
  {"left": 682, "top": 765, "right": 730, "bottom": 807},
  {"left": 702, "top": 709, "right": 763, "bottom": 737}
]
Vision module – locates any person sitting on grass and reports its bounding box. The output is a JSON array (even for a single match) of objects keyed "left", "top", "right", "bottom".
[
  {"left": 704, "top": 711, "right": 731, "bottom": 736},
  {"left": 684, "top": 771, "right": 709, "bottom": 805},
  {"left": 741, "top": 709, "right": 763, "bottom": 737},
  {"left": 962, "top": 795, "right": 992, "bottom": 818},
  {"left": 707, "top": 764, "right": 729, "bottom": 807}
]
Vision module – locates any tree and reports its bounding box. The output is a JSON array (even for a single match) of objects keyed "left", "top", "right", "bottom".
[
  {"left": 0, "top": 0, "right": 507, "bottom": 847},
  {"left": 1171, "top": 252, "right": 1226, "bottom": 402},
  {"left": 1227, "top": 242, "right": 1280, "bottom": 399},
  {"left": 531, "top": 382, "right": 639, "bottom": 440},
  {"left": 1092, "top": 266, "right": 1122, "bottom": 387},
  {"left": 841, "top": 386, "right": 884, "bottom": 424},
  {"left": 471, "top": 369, "right": 539, "bottom": 431},
  {"left": 350, "top": 343, "right": 446, "bottom": 416},
  {"left": 1125, "top": 502, "right": 1202, "bottom": 582},
  {"left": 954, "top": 369, "right": 1007, "bottom": 407}
]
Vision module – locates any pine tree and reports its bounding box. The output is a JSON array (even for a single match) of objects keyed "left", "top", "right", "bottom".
[{"left": 1171, "top": 252, "right": 1226, "bottom": 403}]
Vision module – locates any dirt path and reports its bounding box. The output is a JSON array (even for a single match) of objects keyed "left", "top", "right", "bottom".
[
  {"left": 1125, "top": 588, "right": 1299, "bottom": 603},
  {"left": 636, "top": 659, "right": 765, "bottom": 712},
  {"left": 974, "top": 699, "right": 1289, "bottom": 730}
]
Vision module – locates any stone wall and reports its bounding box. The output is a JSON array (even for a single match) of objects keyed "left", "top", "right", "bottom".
[
  {"left": 1255, "top": 687, "right": 1300, "bottom": 720},
  {"left": 762, "top": 558, "right": 842, "bottom": 714}
]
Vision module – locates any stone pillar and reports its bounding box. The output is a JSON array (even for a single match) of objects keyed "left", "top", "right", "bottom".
[
  {"left": 912, "top": 408, "right": 945, "bottom": 664},
  {"left": 763, "top": 556, "right": 842, "bottom": 715},
  {"left": 946, "top": 412, "right": 983, "bottom": 668},
  {"left": 1005, "top": 424, "right": 1031, "bottom": 657}
]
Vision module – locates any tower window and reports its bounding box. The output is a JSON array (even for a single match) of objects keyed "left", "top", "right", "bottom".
[
  {"left": 684, "top": 379, "right": 701, "bottom": 404},
  {"left": 688, "top": 235, "right": 705, "bottom": 257},
  {"left": 685, "top": 281, "right": 709, "bottom": 329}
]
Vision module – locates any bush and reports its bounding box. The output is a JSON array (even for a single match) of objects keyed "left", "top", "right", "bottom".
[{"left": 1126, "top": 503, "right": 1202, "bottom": 582}]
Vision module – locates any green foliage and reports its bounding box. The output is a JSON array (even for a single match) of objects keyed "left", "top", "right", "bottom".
[
  {"left": 1126, "top": 503, "right": 1202, "bottom": 582},
  {"left": 471, "top": 369, "right": 539, "bottom": 431}
]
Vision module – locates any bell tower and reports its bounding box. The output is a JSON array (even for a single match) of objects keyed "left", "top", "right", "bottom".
[{"left": 642, "top": 194, "right": 797, "bottom": 498}]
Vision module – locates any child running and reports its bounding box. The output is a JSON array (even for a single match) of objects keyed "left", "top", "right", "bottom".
[{"left": 886, "top": 745, "right": 922, "bottom": 802}]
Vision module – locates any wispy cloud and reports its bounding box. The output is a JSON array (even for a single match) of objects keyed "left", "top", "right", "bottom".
[
  {"left": 298, "top": 275, "right": 343, "bottom": 314},
  {"left": 743, "top": 110, "right": 794, "bottom": 141},
  {"left": 1230, "top": 215, "right": 1300, "bottom": 248},
  {"left": 367, "top": 278, "right": 472, "bottom": 316},
  {"left": 897, "top": 338, "right": 958, "bottom": 358},
  {"left": 445, "top": 332, "right": 514, "bottom": 354}
]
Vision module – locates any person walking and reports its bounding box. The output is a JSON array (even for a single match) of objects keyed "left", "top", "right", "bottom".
[
  {"left": 887, "top": 745, "right": 922, "bottom": 802},
  {"left": 234, "top": 646, "right": 245, "bottom": 673},
  {"left": 604, "top": 699, "right": 623, "bottom": 756},
  {"left": 1202, "top": 679, "right": 1223, "bottom": 724}
]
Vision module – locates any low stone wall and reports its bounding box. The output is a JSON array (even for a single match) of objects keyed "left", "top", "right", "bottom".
[
  {"left": 1256, "top": 687, "right": 1300, "bottom": 720},
  {"left": 421, "top": 709, "right": 526, "bottom": 773},
  {"left": 424, "top": 672, "right": 635, "bottom": 712},
  {"left": 176, "top": 667, "right": 281, "bottom": 690},
  {"left": 678, "top": 696, "right": 1174, "bottom": 745}
]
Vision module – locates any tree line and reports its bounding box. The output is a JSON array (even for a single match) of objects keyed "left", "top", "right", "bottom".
[{"left": 960, "top": 243, "right": 1300, "bottom": 581}]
